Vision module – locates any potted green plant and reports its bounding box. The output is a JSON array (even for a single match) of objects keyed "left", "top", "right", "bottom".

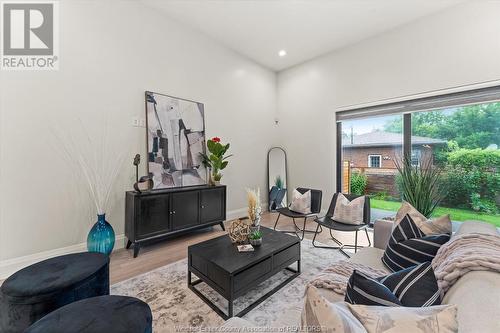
[
  {"left": 248, "top": 230, "right": 263, "bottom": 246},
  {"left": 200, "top": 137, "right": 232, "bottom": 185},
  {"left": 275, "top": 175, "right": 283, "bottom": 189},
  {"left": 395, "top": 155, "right": 446, "bottom": 218}
]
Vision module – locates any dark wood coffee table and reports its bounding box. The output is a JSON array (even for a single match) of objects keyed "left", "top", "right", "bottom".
[{"left": 188, "top": 227, "right": 300, "bottom": 319}]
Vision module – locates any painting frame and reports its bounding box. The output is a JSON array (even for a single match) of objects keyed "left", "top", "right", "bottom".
[{"left": 144, "top": 91, "right": 208, "bottom": 190}]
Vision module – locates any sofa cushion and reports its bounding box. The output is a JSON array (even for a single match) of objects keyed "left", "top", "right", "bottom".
[
  {"left": 350, "top": 247, "right": 390, "bottom": 273},
  {"left": 443, "top": 270, "right": 500, "bottom": 333},
  {"left": 303, "top": 286, "right": 367, "bottom": 333},
  {"left": 345, "top": 270, "right": 403, "bottom": 306},
  {"left": 348, "top": 303, "right": 458, "bottom": 333},
  {"left": 443, "top": 220, "right": 500, "bottom": 333},
  {"left": 453, "top": 220, "right": 499, "bottom": 238},
  {"left": 395, "top": 202, "right": 452, "bottom": 235},
  {"left": 345, "top": 262, "right": 440, "bottom": 307},
  {"left": 382, "top": 214, "right": 450, "bottom": 272},
  {"left": 378, "top": 262, "right": 441, "bottom": 307},
  {"left": 319, "top": 221, "right": 499, "bottom": 333}
]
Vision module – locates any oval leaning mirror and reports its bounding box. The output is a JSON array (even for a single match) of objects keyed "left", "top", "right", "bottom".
[{"left": 268, "top": 147, "right": 288, "bottom": 211}]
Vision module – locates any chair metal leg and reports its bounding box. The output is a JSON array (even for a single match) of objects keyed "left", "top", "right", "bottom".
[
  {"left": 332, "top": 228, "right": 372, "bottom": 257},
  {"left": 274, "top": 214, "right": 303, "bottom": 235},
  {"left": 365, "top": 228, "right": 371, "bottom": 247},
  {"left": 312, "top": 224, "right": 350, "bottom": 258},
  {"left": 302, "top": 217, "right": 307, "bottom": 240},
  {"left": 292, "top": 216, "right": 322, "bottom": 234},
  {"left": 273, "top": 213, "right": 281, "bottom": 230},
  {"left": 355, "top": 230, "right": 358, "bottom": 253},
  {"left": 275, "top": 214, "right": 322, "bottom": 241}
]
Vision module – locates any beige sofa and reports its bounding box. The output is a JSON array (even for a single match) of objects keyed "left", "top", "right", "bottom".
[{"left": 224, "top": 220, "right": 500, "bottom": 332}]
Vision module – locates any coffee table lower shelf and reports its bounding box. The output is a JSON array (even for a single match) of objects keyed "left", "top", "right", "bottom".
[{"left": 188, "top": 262, "right": 300, "bottom": 320}]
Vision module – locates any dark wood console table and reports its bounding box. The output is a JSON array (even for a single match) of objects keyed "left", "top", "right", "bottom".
[{"left": 125, "top": 185, "right": 226, "bottom": 257}]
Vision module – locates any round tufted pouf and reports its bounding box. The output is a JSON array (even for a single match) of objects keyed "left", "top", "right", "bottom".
[
  {"left": 0, "top": 252, "right": 109, "bottom": 333},
  {"left": 26, "top": 295, "right": 152, "bottom": 333}
]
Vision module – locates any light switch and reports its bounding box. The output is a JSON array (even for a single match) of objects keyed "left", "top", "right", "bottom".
[{"left": 132, "top": 117, "right": 140, "bottom": 127}]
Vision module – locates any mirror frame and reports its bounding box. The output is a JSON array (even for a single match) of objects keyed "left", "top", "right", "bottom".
[{"left": 267, "top": 147, "right": 289, "bottom": 211}]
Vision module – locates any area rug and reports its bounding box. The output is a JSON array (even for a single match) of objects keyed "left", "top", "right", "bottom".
[{"left": 111, "top": 239, "right": 345, "bottom": 332}]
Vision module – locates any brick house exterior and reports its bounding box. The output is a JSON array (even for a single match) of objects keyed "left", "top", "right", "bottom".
[{"left": 342, "top": 131, "right": 445, "bottom": 196}]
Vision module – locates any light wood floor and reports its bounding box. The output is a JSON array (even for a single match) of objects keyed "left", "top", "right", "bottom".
[{"left": 110, "top": 211, "right": 373, "bottom": 284}]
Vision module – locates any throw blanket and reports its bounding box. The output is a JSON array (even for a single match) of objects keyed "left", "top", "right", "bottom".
[
  {"left": 432, "top": 232, "right": 500, "bottom": 295},
  {"left": 308, "top": 232, "right": 500, "bottom": 298},
  {"left": 308, "top": 260, "right": 387, "bottom": 296}
]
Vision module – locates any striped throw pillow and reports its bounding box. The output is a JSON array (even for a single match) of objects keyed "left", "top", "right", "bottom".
[
  {"left": 382, "top": 214, "right": 450, "bottom": 272},
  {"left": 345, "top": 270, "right": 403, "bottom": 307},
  {"left": 345, "top": 262, "right": 441, "bottom": 307},
  {"left": 377, "top": 262, "right": 441, "bottom": 307}
]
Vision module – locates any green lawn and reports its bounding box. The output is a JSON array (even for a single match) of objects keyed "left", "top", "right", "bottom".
[{"left": 371, "top": 199, "right": 500, "bottom": 227}]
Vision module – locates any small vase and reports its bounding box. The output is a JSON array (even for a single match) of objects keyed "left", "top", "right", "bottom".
[
  {"left": 208, "top": 173, "right": 216, "bottom": 186},
  {"left": 249, "top": 237, "right": 262, "bottom": 247},
  {"left": 87, "top": 214, "right": 115, "bottom": 255}
]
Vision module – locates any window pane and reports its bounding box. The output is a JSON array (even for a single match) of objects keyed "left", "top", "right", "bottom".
[
  {"left": 411, "top": 104, "right": 500, "bottom": 226},
  {"left": 341, "top": 115, "right": 403, "bottom": 222}
]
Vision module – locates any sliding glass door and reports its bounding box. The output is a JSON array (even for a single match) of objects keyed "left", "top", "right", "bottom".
[
  {"left": 410, "top": 104, "right": 499, "bottom": 226},
  {"left": 337, "top": 94, "right": 499, "bottom": 227},
  {"left": 340, "top": 115, "right": 403, "bottom": 198}
]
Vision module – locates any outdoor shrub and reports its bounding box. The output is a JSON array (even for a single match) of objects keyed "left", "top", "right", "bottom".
[
  {"left": 447, "top": 148, "right": 500, "bottom": 170},
  {"left": 441, "top": 168, "right": 481, "bottom": 207},
  {"left": 443, "top": 148, "right": 500, "bottom": 210},
  {"left": 470, "top": 193, "right": 499, "bottom": 214},
  {"left": 350, "top": 172, "right": 367, "bottom": 195}
]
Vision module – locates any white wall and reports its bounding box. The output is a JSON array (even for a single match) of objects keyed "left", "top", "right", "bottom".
[
  {"left": 0, "top": 0, "right": 277, "bottom": 265},
  {"left": 277, "top": 1, "right": 500, "bottom": 209}
]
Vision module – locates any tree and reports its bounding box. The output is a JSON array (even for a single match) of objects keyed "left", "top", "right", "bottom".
[
  {"left": 383, "top": 103, "right": 500, "bottom": 149},
  {"left": 443, "top": 103, "right": 500, "bottom": 149},
  {"left": 383, "top": 111, "right": 447, "bottom": 137}
]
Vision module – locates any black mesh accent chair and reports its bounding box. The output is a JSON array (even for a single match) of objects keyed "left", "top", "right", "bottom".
[
  {"left": 313, "top": 193, "right": 371, "bottom": 257},
  {"left": 273, "top": 187, "right": 322, "bottom": 240}
]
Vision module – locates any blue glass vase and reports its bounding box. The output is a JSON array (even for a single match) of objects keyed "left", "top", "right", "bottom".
[{"left": 87, "top": 214, "right": 115, "bottom": 255}]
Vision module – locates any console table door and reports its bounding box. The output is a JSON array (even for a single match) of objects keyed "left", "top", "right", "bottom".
[
  {"left": 171, "top": 191, "right": 200, "bottom": 230},
  {"left": 200, "top": 187, "right": 225, "bottom": 224},
  {"left": 137, "top": 195, "right": 170, "bottom": 238}
]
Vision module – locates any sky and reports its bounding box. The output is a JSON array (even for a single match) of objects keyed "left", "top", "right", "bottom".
[{"left": 342, "top": 114, "right": 400, "bottom": 135}]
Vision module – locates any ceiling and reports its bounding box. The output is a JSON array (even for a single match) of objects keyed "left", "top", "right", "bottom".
[{"left": 142, "top": 0, "right": 464, "bottom": 72}]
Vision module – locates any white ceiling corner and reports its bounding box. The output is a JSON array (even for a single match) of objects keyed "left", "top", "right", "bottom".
[{"left": 142, "top": 0, "right": 465, "bottom": 71}]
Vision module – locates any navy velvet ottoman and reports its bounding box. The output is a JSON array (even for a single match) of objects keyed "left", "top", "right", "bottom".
[
  {"left": 26, "top": 295, "right": 153, "bottom": 333},
  {"left": 0, "top": 252, "right": 109, "bottom": 333}
]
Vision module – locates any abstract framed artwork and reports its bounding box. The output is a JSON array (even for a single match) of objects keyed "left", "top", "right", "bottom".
[{"left": 145, "top": 91, "right": 207, "bottom": 189}]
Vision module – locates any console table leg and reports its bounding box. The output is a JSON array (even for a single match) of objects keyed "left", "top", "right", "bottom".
[
  {"left": 228, "top": 298, "right": 233, "bottom": 318},
  {"left": 133, "top": 244, "right": 141, "bottom": 258},
  {"left": 126, "top": 240, "right": 132, "bottom": 249},
  {"left": 220, "top": 222, "right": 226, "bottom": 231}
]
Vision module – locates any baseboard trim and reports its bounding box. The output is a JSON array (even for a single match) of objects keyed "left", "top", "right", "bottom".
[
  {"left": 0, "top": 234, "right": 126, "bottom": 280},
  {"left": 0, "top": 205, "right": 266, "bottom": 280}
]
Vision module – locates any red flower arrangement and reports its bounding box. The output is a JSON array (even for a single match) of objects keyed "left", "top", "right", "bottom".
[{"left": 200, "top": 137, "right": 232, "bottom": 184}]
